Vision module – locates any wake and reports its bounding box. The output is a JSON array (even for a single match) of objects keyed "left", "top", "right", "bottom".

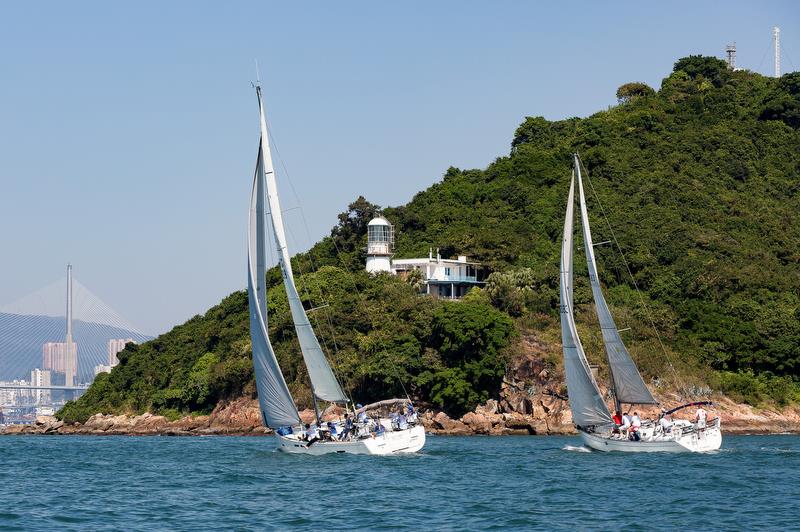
[{"left": 562, "top": 445, "right": 591, "bottom": 453}]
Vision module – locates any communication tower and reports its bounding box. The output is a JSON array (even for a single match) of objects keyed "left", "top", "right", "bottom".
[
  {"left": 366, "top": 216, "right": 394, "bottom": 273},
  {"left": 725, "top": 42, "right": 736, "bottom": 70},
  {"left": 773, "top": 26, "right": 781, "bottom": 78}
]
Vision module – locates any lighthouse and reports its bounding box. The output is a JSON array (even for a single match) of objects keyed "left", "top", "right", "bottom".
[{"left": 366, "top": 216, "right": 394, "bottom": 273}]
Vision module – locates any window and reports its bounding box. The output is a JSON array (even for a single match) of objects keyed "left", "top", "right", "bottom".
[{"left": 445, "top": 267, "right": 451, "bottom": 276}]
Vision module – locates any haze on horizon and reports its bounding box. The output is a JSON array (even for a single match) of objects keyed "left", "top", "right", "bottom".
[{"left": 0, "top": 1, "right": 797, "bottom": 335}]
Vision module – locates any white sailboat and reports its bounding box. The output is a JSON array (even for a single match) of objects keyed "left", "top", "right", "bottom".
[
  {"left": 247, "top": 82, "right": 425, "bottom": 455},
  {"left": 560, "top": 154, "right": 721, "bottom": 453}
]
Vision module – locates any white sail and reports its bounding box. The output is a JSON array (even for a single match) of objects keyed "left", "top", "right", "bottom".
[
  {"left": 560, "top": 174, "right": 613, "bottom": 427},
  {"left": 575, "top": 157, "right": 657, "bottom": 405},
  {"left": 248, "top": 144, "right": 301, "bottom": 428},
  {"left": 256, "top": 87, "right": 348, "bottom": 404}
]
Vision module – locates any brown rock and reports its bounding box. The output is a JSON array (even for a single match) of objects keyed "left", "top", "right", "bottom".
[{"left": 427, "top": 411, "right": 471, "bottom": 434}]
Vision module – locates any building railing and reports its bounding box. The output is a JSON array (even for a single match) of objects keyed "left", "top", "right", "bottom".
[{"left": 427, "top": 275, "right": 479, "bottom": 283}]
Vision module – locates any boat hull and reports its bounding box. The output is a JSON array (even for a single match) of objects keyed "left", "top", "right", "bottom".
[
  {"left": 276, "top": 424, "right": 425, "bottom": 455},
  {"left": 579, "top": 420, "right": 722, "bottom": 453}
]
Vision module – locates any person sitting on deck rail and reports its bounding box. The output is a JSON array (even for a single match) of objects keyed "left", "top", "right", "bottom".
[
  {"left": 630, "top": 412, "right": 642, "bottom": 441},
  {"left": 658, "top": 411, "right": 673, "bottom": 433},
  {"left": 305, "top": 424, "right": 320, "bottom": 445},
  {"left": 611, "top": 411, "right": 623, "bottom": 435},
  {"left": 326, "top": 421, "right": 338, "bottom": 441},
  {"left": 695, "top": 406, "right": 707, "bottom": 429},
  {"left": 620, "top": 412, "right": 632, "bottom": 439},
  {"left": 396, "top": 410, "right": 408, "bottom": 430}
]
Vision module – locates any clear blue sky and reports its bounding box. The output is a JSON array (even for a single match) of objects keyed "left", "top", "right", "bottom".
[{"left": 1, "top": 1, "right": 797, "bottom": 334}]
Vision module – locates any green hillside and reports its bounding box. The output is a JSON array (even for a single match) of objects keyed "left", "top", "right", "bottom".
[{"left": 59, "top": 57, "right": 800, "bottom": 423}]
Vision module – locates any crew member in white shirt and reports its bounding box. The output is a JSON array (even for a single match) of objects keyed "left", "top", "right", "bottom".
[
  {"left": 695, "top": 406, "right": 707, "bottom": 428},
  {"left": 630, "top": 412, "right": 642, "bottom": 441},
  {"left": 659, "top": 412, "right": 673, "bottom": 433},
  {"left": 620, "top": 412, "right": 632, "bottom": 439}
]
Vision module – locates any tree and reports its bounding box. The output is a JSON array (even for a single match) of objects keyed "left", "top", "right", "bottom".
[
  {"left": 405, "top": 268, "right": 425, "bottom": 292},
  {"left": 673, "top": 55, "right": 729, "bottom": 87},
  {"left": 616, "top": 82, "right": 655, "bottom": 104}
]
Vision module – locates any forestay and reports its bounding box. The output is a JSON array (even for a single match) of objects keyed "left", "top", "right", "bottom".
[
  {"left": 248, "top": 141, "right": 301, "bottom": 428},
  {"left": 575, "top": 157, "right": 657, "bottom": 405},
  {"left": 560, "top": 173, "right": 613, "bottom": 427},
  {"left": 255, "top": 88, "right": 348, "bottom": 404}
]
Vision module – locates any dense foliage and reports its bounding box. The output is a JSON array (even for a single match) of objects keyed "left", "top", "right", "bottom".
[
  {"left": 60, "top": 57, "right": 800, "bottom": 421},
  {"left": 60, "top": 268, "right": 516, "bottom": 422}
]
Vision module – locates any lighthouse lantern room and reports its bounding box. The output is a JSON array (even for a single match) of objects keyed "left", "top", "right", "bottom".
[{"left": 366, "top": 216, "right": 394, "bottom": 273}]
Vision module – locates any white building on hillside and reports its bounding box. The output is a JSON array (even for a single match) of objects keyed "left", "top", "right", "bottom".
[{"left": 366, "top": 216, "right": 484, "bottom": 299}]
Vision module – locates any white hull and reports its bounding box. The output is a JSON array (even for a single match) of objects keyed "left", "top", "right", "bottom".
[
  {"left": 276, "top": 424, "right": 425, "bottom": 455},
  {"left": 579, "top": 419, "right": 722, "bottom": 453}
]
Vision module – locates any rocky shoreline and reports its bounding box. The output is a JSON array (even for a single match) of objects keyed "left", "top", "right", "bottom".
[
  {"left": 4, "top": 338, "right": 799, "bottom": 437},
  {"left": 3, "top": 395, "right": 799, "bottom": 436}
]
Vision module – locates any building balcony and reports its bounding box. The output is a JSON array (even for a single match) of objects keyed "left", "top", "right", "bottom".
[{"left": 427, "top": 275, "right": 480, "bottom": 283}]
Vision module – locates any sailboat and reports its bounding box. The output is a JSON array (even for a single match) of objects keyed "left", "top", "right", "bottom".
[
  {"left": 247, "top": 82, "right": 425, "bottom": 455},
  {"left": 560, "top": 154, "right": 722, "bottom": 452}
]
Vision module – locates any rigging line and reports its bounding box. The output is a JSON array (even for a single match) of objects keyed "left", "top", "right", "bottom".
[
  {"left": 266, "top": 124, "right": 354, "bottom": 404},
  {"left": 278, "top": 199, "right": 351, "bottom": 406},
  {"left": 756, "top": 36, "right": 774, "bottom": 75},
  {"left": 577, "top": 155, "right": 688, "bottom": 397},
  {"left": 782, "top": 45, "right": 796, "bottom": 72},
  {"left": 386, "top": 352, "right": 411, "bottom": 403},
  {"left": 265, "top": 119, "right": 411, "bottom": 407}
]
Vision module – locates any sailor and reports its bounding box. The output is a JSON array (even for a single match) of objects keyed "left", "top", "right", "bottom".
[
  {"left": 356, "top": 404, "right": 369, "bottom": 424},
  {"left": 620, "top": 412, "right": 632, "bottom": 438},
  {"left": 630, "top": 412, "right": 642, "bottom": 441},
  {"left": 374, "top": 418, "right": 386, "bottom": 436},
  {"left": 659, "top": 411, "right": 673, "bottom": 433},
  {"left": 341, "top": 413, "right": 353, "bottom": 440},
  {"left": 397, "top": 410, "right": 408, "bottom": 430},
  {"left": 326, "top": 421, "right": 338, "bottom": 441},
  {"left": 695, "top": 406, "right": 707, "bottom": 429},
  {"left": 299, "top": 423, "right": 309, "bottom": 441},
  {"left": 306, "top": 423, "right": 320, "bottom": 445},
  {"left": 611, "top": 410, "right": 623, "bottom": 436},
  {"left": 406, "top": 403, "right": 418, "bottom": 425}
]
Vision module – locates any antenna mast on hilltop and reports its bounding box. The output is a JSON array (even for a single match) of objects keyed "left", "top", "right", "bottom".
[
  {"left": 725, "top": 42, "right": 736, "bottom": 70},
  {"left": 773, "top": 26, "right": 781, "bottom": 78}
]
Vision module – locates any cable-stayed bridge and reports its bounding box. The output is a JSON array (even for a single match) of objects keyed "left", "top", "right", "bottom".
[{"left": 0, "top": 268, "right": 152, "bottom": 384}]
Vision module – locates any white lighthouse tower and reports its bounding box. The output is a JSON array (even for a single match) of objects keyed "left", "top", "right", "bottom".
[{"left": 366, "top": 216, "right": 394, "bottom": 273}]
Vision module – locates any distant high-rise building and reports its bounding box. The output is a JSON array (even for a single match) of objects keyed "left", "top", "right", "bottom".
[
  {"left": 94, "top": 364, "right": 112, "bottom": 377},
  {"left": 30, "top": 368, "right": 51, "bottom": 405},
  {"left": 107, "top": 338, "right": 135, "bottom": 367},
  {"left": 42, "top": 341, "right": 75, "bottom": 373}
]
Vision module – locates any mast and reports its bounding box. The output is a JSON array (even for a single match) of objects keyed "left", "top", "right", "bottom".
[
  {"left": 247, "top": 104, "right": 302, "bottom": 430},
  {"left": 255, "top": 82, "right": 348, "bottom": 421}
]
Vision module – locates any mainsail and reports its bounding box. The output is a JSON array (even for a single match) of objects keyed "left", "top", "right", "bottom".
[
  {"left": 560, "top": 173, "right": 613, "bottom": 427},
  {"left": 255, "top": 87, "right": 348, "bottom": 404},
  {"left": 574, "top": 156, "right": 657, "bottom": 405},
  {"left": 248, "top": 142, "right": 301, "bottom": 429}
]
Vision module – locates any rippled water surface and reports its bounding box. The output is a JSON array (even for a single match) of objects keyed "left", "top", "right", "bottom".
[{"left": 1, "top": 434, "right": 797, "bottom": 530}]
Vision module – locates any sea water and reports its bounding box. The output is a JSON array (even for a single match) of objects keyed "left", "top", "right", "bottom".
[{"left": 0, "top": 434, "right": 797, "bottom": 530}]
